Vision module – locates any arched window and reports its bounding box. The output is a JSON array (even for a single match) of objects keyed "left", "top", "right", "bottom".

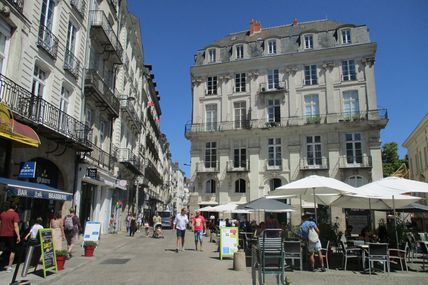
[
  {"left": 235, "top": 179, "right": 246, "bottom": 193},
  {"left": 346, "top": 175, "right": 366, "bottom": 187},
  {"left": 205, "top": 179, "right": 216, "bottom": 193},
  {"left": 269, "top": 178, "right": 282, "bottom": 191}
]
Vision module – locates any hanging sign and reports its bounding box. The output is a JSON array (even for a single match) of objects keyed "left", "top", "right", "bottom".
[
  {"left": 219, "top": 227, "right": 239, "bottom": 260},
  {"left": 18, "top": 161, "right": 36, "bottom": 178},
  {"left": 39, "top": 228, "right": 57, "bottom": 277}
]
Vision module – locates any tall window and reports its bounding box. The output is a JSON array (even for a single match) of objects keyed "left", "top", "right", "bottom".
[
  {"left": 234, "top": 101, "right": 246, "bottom": 129},
  {"left": 205, "top": 179, "right": 216, "bottom": 193},
  {"left": 304, "top": 95, "right": 319, "bottom": 118},
  {"left": 205, "top": 104, "right": 217, "bottom": 131},
  {"left": 268, "top": 40, "right": 277, "bottom": 54},
  {"left": 268, "top": 138, "right": 282, "bottom": 167},
  {"left": 40, "top": 0, "right": 54, "bottom": 30},
  {"left": 66, "top": 22, "right": 77, "bottom": 53},
  {"left": 267, "top": 99, "right": 280, "bottom": 123},
  {"left": 86, "top": 107, "right": 93, "bottom": 127},
  {"left": 267, "top": 69, "right": 279, "bottom": 90},
  {"left": 100, "top": 120, "right": 106, "bottom": 145},
  {"left": 59, "top": 87, "right": 70, "bottom": 131},
  {"left": 304, "top": 65, "right": 317, "bottom": 85},
  {"left": 235, "top": 179, "right": 246, "bottom": 193},
  {"left": 307, "top": 136, "right": 322, "bottom": 166},
  {"left": 345, "top": 133, "right": 362, "bottom": 164},
  {"left": 346, "top": 176, "right": 364, "bottom": 187},
  {"left": 269, "top": 178, "right": 282, "bottom": 191},
  {"left": 205, "top": 142, "right": 217, "bottom": 169},
  {"left": 208, "top": 48, "right": 216, "bottom": 63},
  {"left": 341, "top": 29, "right": 351, "bottom": 44},
  {"left": 236, "top": 44, "right": 244, "bottom": 59},
  {"left": 304, "top": 34, "right": 313, "bottom": 49},
  {"left": 207, "top": 76, "right": 217, "bottom": 95},
  {"left": 233, "top": 148, "right": 247, "bottom": 168},
  {"left": 0, "top": 29, "right": 10, "bottom": 74},
  {"left": 342, "top": 60, "right": 356, "bottom": 81},
  {"left": 343, "top": 90, "right": 359, "bottom": 117},
  {"left": 235, "top": 73, "right": 246, "bottom": 92},
  {"left": 32, "top": 65, "right": 46, "bottom": 98}
]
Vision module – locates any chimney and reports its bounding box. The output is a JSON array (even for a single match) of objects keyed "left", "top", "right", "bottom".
[
  {"left": 292, "top": 18, "right": 299, "bottom": 26},
  {"left": 249, "top": 19, "right": 262, "bottom": 35}
]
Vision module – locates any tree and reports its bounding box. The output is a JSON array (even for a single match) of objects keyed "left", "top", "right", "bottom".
[{"left": 382, "top": 142, "right": 407, "bottom": 177}]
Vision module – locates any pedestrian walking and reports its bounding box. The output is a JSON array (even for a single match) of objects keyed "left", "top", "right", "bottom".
[
  {"left": 24, "top": 217, "right": 43, "bottom": 244},
  {"left": 64, "top": 208, "right": 80, "bottom": 258},
  {"left": 192, "top": 210, "right": 206, "bottom": 251},
  {"left": 0, "top": 202, "right": 21, "bottom": 272},
  {"left": 125, "top": 213, "right": 131, "bottom": 235},
  {"left": 173, "top": 208, "right": 189, "bottom": 252},
  {"left": 129, "top": 213, "right": 137, "bottom": 237},
  {"left": 50, "top": 212, "right": 65, "bottom": 250},
  {"left": 299, "top": 214, "right": 325, "bottom": 272}
]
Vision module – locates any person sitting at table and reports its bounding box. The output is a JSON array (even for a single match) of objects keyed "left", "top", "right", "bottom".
[
  {"left": 255, "top": 222, "right": 266, "bottom": 237},
  {"left": 360, "top": 226, "right": 370, "bottom": 242}
]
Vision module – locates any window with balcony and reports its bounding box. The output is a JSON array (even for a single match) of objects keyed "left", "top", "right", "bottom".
[
  {"left": 64, "top": 22, "right": 79, "bottom": 77},
  {"left": 304, "top": 34, "right": 313, "bottom": 49},
  {"left": 267, "top": 39, "right": 277, "bottom": 54},
  {"left": 38, "top": 0, "right": 58, "bottom": 58},
  {"left": 235, "top": 179, "right": 246, "bottom": 193},
  {"left": 205, "top": 179, "right": 216, "bottom": 193},
  {"left": 100, "top": 120, "right": 106, "bottom": 144},
  {"left": 234, "top": 101, "right": 246, "bottom": 129},
  {"left": 267, "top": 69, "right": 279, "bottom": 90},
  {"left": 85, "top": 107, "right": 93, "bottom": 127},
  {"left": 205, "top": 142, "right": 217, "bottom": 169},
  {"left": 341, "top": 29, "right": 351, "bottom": 44},
  {"left": 268, "top": 138, "right": 281, "bottom": 168},
  {"left": 40, "top": 0, "right": 54, "bottom": 32},
  {"left": 235, "top": 73, "right": 246, "bottom": 92},
  {"left": 205, "top": 104, "right": 217, "bottom": 131},
  {"left": 207, "top": 76, "right": 217, "bottom": 95},
  {"left": 304, "top": 65, "right": 317, "bottom": 85},
  {"left": 59, "top": 86, "right": 70, "bottom": 131},
  {"left": 236, "top": 44, "right": 244, "bottom": 59},
  {"left": 343, "top": 90, "right": 360, "bottom": 118},
  {"left": 342, "top": 60, "right": 356, "bottom": 81},
  {"left": 345, "top": 133, "right": 362, "bottom": 164},
  {"left": 208, "top": 48, "right": 216, "bottom": 63},
  {"left": 305, "top": 94, "right": 320, "bottom": 123},
  {"left": 306, "top": 136, "right": 322, "bottom": 166},
  {"left": 233, "top": 148, "right": 247, "bottom": 168},
  {"left": 32, "top": 65, "right": 46, "bottom": 98},
  {"left": 267, "top": 99, "right": 280, "bottom": 125}
]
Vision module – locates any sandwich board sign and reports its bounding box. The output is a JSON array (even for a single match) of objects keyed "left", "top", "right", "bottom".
[
  {"left": 219, "top": 227, "right": 239, "bottom": 260},
  {"left": 83, "top": 221, "right": 101, "bottom": 242},
  {"left": 39, "top": 229, "right": 57, "bottom": 277}
]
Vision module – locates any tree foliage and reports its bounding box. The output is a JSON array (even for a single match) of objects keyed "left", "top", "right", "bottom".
[{"left": 382, "top": 142, "right": 407, "bottom": 177}]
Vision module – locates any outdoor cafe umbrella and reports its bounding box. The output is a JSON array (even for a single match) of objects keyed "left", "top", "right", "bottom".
[
  {"left": 198, "top": 205, "right": 214, "bottom": 212},
  {"left": 238, "top": 197, "right": 294, "bottom": 213},
  {"left": 209, "top": 202, "right": 239, "bottom": 213},
  {"left": 269, "top": 175, "right": 357, "bottom": 222}
]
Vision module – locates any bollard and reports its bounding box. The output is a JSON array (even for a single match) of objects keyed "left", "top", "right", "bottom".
[{"left": 233, "top": 250, "right": 246, "bottom": 271}]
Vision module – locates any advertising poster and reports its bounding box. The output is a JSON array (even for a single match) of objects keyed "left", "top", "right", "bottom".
[
  {"left": 219, "top": 227, "right": 239, "bottom": 260},
  {"left": 83, "top": 221, "right": 101, "bottom": 242},
  {"left": 39, "top": 229, "right": 57, "bottom": 277}
]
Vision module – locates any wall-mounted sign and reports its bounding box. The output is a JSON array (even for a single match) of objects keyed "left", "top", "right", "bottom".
[
  {"left": 18, "top": 161, "right": 36, "bottom": 178},
  {"left": 87, "top": 168, "right": 98, "bottom": 179}
]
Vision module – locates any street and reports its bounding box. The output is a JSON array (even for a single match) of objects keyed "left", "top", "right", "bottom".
[{"left": 1, "top": 230, "right": 427, "bottom": 285}]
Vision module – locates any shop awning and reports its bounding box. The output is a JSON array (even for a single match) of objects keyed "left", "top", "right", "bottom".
[
  {"left": 0, "top": 177, "right": 73, "bottom": 201},
  {"left": 0, "top": 103, "right": 40, "bottom": 148}
]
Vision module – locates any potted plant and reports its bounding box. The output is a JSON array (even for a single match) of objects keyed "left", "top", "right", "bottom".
[
  {"left": 83, "top": 241, "right": 97, "bottom": 257},
  {"left": 55, "top": 250, "right": 68, "bottom": 271}
]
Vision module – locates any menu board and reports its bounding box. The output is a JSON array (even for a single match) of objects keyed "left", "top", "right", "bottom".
[
  {"left": 39, "top": 229, "right": 57, "bottom": 277},
  {"left": 219, "top": 227, "right": 239, "bottom": 260}
]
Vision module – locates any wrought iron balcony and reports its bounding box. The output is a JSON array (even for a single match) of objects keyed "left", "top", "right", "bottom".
[
  {"left": 146, "top": 110, "right": 160, "bottom": 138},
  {"left": 89, "top": 10, "right": 123, "bottom": 64},
  {"left": 259, "top": 81, "right": 286, "bottom": 94},
  {"left": 70, "top": 0, "right": 86, "bottom": 18},
  {"left": 145, "top": 158, "right": 163, "bottom": 186},
  {"left": 117, "top": 148, "right": 142, "bottom": 174},
  {"left": 37, "top": 24, "right": 59, "bottom": 59},
  {"left": 339, "top": 155, "right": 372, "bottom": 169},
  {"left": 84, "top": 69, "right": 120, "bottom": 118},
  {"left": 87, "top": 143, "right": 116, "bottom": 172},
  {"left": 120, "top": 98, "right": 142, "bottom": 133},
  {"left": 226, "top": 160, "right": 250, "bottom": 172},
  {"left": 107, "top": 0, "right": 118, "bottom": 12},
  {"left": 300, "top": 157, "right": 329, "bottom": 170},
  {"left": 6, "top": 0, "right": 24, "bottom": 12},
  {"left": 64, "top": 49, "right": 80, "bottom": 78},
  {"left": 0, "top": 73, "right": 92, "bottom": 151}
]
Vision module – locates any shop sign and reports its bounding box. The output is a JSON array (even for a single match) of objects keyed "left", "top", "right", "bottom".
[
  {"left": 87, "top": 168, "right": 98, "bottom": 179},
  {"left": 18, "top": 161, "right": 36, "bottom": 178},
  {"left": 39, "top": 229, "right": 57, "bottom": 277}
]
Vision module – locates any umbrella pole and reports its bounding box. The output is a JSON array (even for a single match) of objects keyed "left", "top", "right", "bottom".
[
  {"left": 300, "top": 195, "right": 303, "bottom": 218},
  {"left": 393, "top": 195, "right": 399, "bottom": 246},
  {"left": 313, "top": 188, "right": 317, "bottom": 223}
]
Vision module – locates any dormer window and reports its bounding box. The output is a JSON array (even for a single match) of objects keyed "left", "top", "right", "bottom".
[
  {"left": 267, "top": 39, "right": 277, "bottom": 54},
  {"left": 341, "top": 29, "right": 351, "bottom": 44},
  {"left": 208, "top": 48, "right": 216, "bottom": 63},
  {"left": 236, "top": 44, "right": 244, "bottom": 59},
  {"left": 304, "top": 34, "right": 313, "bottom": 49}
]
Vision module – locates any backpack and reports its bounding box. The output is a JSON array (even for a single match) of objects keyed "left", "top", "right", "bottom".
[
  {"left": 308, "top": 227, "right": 319, "bottom": 243},
  {"left": 64, "top": 215, "right": 74, "bottom": 231}
]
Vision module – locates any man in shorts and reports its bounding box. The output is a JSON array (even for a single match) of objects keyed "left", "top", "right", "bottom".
[
  {"left": 299, "top": 214, "right": 325, "bottom": 272},
  {"left": 192, "top": 210, "right": 206, "bottom": 251},
  {"left": 173, "top": 208, "right": 189, "bottom": 252},
  {"left": 0, "top": 202, "right": 20, "bottom": 272}
]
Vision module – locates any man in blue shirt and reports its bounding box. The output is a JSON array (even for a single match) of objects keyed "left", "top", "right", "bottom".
[{"left": 299, "top": 214, "right": 325, "bottom": 272}]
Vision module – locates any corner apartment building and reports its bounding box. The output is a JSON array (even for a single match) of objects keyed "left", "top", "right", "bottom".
[{"left": 186, "top": 19, "right": 388, "bottom": 226}]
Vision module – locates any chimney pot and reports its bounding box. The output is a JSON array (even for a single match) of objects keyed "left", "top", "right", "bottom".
[{"left": 250, "top": 19, "right": 262, "bottom": 36}]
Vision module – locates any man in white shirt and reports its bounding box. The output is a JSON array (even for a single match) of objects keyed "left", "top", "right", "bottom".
[{"left": 173, "top": 208, "right": 189, "bottom": 252}]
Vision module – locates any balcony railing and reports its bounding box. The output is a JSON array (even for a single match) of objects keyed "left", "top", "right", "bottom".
[
  {"left": 259, "top": 81, "right": 286, "bottom": 94},
  {"left": 226, "top": 160, "right": 249, "bottom": 172},
  {"left": 37, "top": 24, "right": 59, "bottom": 59},
  {"left": 196, "top": 161, "right": 219, "bottom": 173},
  {"left": 145, "top": 158, "right": 163, "bottom": 186},
  {"left": 117, "top": 147, "right": 142, "bottom": 174},
  {"left": 185, "top": 109, "right": 388, "bottom": 137},
  {"left": 85, "top": 69, "right": 120, "bottom": 117},
  {"left": 0, "top": 73, "right": 92, "bottom": 150},
  {"left": 64, "top": 49, "right": 80, "bottom": 78},
  {"left": 89, "top": 10, "right": 123, "bottom": 63},
  {"left": 87, "top": 143, "right": 115, "bottom": 171},
  {"left": 120, "top": 98, "right": 142, "bottom": 132},
  {"left": 339, "top": 155, "right": 372, "bottom": 169},
  {"left": 300, "top": 157, "right": 329, "bottom": 170},
  {"left": 6, "top": 0, "right": 24, "bottom": 12},
  {"left": 70, "top": 0, "right": 86, "bottom": 18}
]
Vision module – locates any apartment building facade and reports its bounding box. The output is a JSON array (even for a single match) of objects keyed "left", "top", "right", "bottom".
[{"left": 186, "top": 19, "right": 388, "bottom": 226}]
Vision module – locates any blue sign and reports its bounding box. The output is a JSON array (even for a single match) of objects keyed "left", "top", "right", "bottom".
[{"left": 18, "top": 161, "right": 36, "bottom": 178}]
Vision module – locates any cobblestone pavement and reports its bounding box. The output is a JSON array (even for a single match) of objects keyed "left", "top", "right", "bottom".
[{"left": 0, "top": 230, "right": 427, "bottom": 285}]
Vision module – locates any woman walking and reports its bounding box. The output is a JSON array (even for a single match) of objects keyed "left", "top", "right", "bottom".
[{"left": 50, "top": 212, "right": 65, "bottom": 250}]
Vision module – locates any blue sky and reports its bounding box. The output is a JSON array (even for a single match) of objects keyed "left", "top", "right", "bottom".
[{"left": 128, "top": 0, "right": 428, "bottom": 177}]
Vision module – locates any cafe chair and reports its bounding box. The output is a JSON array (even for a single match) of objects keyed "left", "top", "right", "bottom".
[
  {"left": 283, "top": 240, "right": 303, "bottom": 271},
  {"left": 367, "top": 243, "right": 390, "bottom": 275},
  {"left": 418, "top": 242, "right": 428, "bottom": 271},
  {"left": 388, "top": 242, "right": 408, "bottom": 272},
  {"left": 316, "top": 240, "right": 330, "bottom": 269},
  {"left": 340, "top": 240, "right": 361, "bottom": 271}
]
